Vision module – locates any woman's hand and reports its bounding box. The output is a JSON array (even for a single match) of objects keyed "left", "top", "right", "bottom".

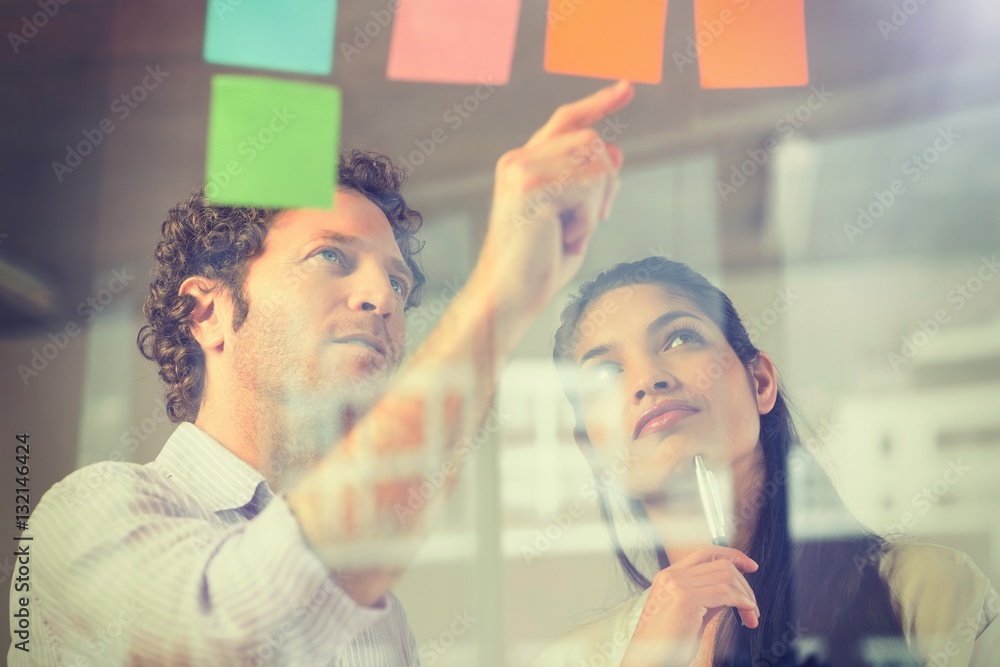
[{"left": 620, "top": 546, "right": 760, "bottom": 667}]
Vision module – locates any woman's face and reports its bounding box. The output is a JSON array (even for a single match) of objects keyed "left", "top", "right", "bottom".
[{"left": 569, "top": 283, "right": 776, "bottom": 499}]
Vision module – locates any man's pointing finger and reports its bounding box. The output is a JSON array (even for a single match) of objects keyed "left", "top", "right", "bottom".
[{"left": 527, "top": 80, "right": 634, "bottom": 146}]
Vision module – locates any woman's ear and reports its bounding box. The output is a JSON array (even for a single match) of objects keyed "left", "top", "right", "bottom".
[
  {"left": 178, "top": 276, "right": 229, "bottom": 353},
  {"left": 750, "top": 351, "right": 779, "bottom": 415}
]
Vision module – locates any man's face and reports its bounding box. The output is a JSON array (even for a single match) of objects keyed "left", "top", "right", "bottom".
[{"left": 226, "top": 189, "right": 413, "bottom": 448}]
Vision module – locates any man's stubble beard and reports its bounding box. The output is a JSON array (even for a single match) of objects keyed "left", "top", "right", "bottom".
[{"left": 229, "top": 303, "right": 396, "bottom": 490}]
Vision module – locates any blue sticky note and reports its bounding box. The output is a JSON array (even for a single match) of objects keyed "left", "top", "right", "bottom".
[{"left": 204, "top": 0, "right": 337, "bottom": 76}]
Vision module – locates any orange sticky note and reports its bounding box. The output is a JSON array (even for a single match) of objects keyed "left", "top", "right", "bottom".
[
  {"left": 544, "top": 0, "right": 669, "bottom": 84},
  {"left": 387, "top": 0, "right": 520, "bottom": 85},
  {"left": 694, "top": 0, "right": 808, "bottom": 88}
]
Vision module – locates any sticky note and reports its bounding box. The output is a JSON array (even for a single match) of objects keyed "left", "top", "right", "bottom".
[
  {"left": 544, "top": 0, "right": 669, "bottom": 84},
  {"left": 387, "top": 0, "right": 520, "bottom": 85},
  {"left": 204, "top": 0, "right": 337, "bottom": 76},
  {"left": 204, "top": 75, "right": 340, "bottom": 210},
  {"left": 694, "top": 0, "right": 808, "bottom": 88}
]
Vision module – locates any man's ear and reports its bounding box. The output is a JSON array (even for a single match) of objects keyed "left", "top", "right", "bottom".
[
  {"left": 178, "top": 276, "right": 230, "bottom": 353},
  {"left": 750, "top": 351, "right": 779, "bottom": 415}
]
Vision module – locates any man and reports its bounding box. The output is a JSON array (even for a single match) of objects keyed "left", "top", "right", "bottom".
[{"left": 9, "top": 80, "right": 634, "bottom": 665}]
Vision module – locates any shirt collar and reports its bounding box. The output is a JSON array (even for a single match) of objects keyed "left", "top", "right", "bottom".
[{"left": 154, "top": 421, "right": 274, "bottom": 513}]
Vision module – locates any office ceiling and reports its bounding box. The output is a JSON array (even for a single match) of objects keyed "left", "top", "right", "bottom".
[{"left": 1, "top": 0, "right": 999, "bottom": 333}]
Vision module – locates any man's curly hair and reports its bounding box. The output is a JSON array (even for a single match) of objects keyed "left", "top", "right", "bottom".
[{"left": 138, "top": 148, "right": 426, "bottom": 424}]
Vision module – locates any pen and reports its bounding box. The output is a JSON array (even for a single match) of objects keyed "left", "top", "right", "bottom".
[{"left": 693, "top": 454, "right": 745, "bottom": 628}]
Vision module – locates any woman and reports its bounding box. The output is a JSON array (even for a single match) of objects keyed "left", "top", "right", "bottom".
[{"left": 532, "top": 256, "right": 999, "bottom": 667}]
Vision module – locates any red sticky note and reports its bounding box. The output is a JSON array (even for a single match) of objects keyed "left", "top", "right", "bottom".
[
  {"left": 387, "top": 0, "right": 520, "bottom": 85},
  {"left": 694, "top": 0, "right": 808, "bottom": 88},
  {"left": 544, "top": 0, "right": 669, "bottom": 84}
]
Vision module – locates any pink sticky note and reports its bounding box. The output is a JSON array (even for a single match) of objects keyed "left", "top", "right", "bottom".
[{"left": 387, "top": 0, "right": 520, "bottom": 85}]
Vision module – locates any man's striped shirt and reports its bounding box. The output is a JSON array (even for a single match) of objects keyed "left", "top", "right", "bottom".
[{"left": 8, "top": 421, "right": 418, "bottom": 666}]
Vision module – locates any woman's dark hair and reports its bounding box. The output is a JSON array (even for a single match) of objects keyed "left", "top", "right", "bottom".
[
  {"left": 138, "top": 148, "right": 426, "bottom": 424},
  {"left": 552, "top": 256, "right": 919, "bottom": 666}
]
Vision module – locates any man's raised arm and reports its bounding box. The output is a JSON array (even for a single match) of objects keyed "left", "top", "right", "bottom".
[{"left": 285, "top": 80, "right": 635, "bottom": 605}]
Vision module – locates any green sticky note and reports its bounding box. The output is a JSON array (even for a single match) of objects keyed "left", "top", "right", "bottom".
[
  {"left": 205, "top": 75, "right": 341, "bottom": 210},
  {"left": 204, "top": 0, "right": 337, "bottom": 76}
]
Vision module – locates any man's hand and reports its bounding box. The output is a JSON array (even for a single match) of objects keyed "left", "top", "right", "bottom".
[{"left": 473, "top": 80, "right": 634, "bottom": 320}]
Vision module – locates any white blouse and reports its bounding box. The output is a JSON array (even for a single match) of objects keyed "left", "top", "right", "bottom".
[{"left": 530, "top": 543, "right": 1000, "bottom": 666}]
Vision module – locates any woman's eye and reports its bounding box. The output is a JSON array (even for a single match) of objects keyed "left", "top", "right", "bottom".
[
  {"left": 390, "top": 278, "right": 406, "bottom": 296},
  {"left": 665, "top": 328, "right": 702, "bottom": 350},
  {"left": 584, "top": 363, "right": 621, "bottom": 390}
]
